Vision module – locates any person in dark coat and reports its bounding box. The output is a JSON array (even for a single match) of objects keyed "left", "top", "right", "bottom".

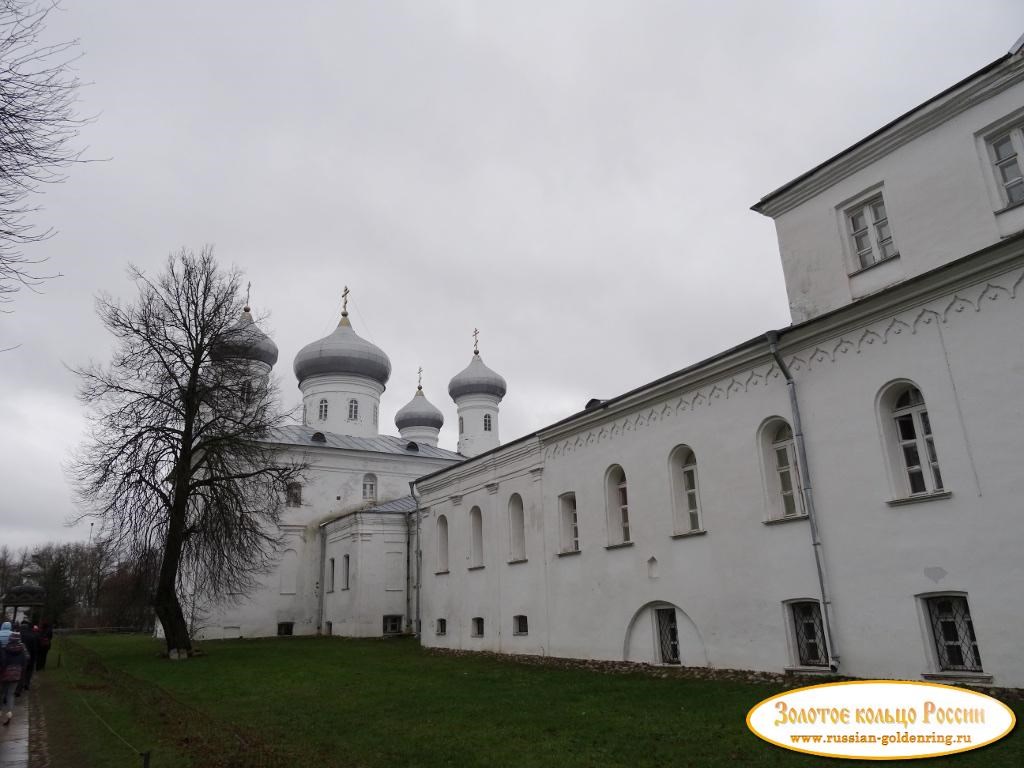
[
  {"left": 35, "top": 623, "right": 53, "bottom": 671},
  {"left": 0, "top": 632, "right": 26, "bottom": 725},
  {"left": 16, "top": 621, "right": 36, "bottom": 694}
]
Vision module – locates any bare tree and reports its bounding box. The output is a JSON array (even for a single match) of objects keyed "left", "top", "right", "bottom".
[
  {"left": 70, "top": 247, "right": 304, "bottom": 657},
  {"left": 0, "top": 0, "right": 85, "bottom": 305}
]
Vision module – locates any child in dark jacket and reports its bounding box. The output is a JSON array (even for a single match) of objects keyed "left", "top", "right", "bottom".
[{"left": 0, "top": 632, "right": 27, "bottom": 725}]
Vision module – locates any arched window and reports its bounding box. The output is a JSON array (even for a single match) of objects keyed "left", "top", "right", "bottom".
[
  {"left": 558, "top": 493, "right": 579, "bottom": 553},
  {"left": 605, "top": 465, "right": 630, "bottom": 545},
  {"left": 373, "top": 404, "right": 379, "bottom": 426},
  {"left": 362, "top": 473, "right": 377, "bottom": 501},
  {"left": 670, "top": 445, "right": 702, "bottom": 533},
  {"left": 459, "top": 416, "right": 464, "bottom": 434},
  {"left": 348, "top": 399, "right": 359, "bottom": 421},
  {"left": 436, "top": 515, "right": 449, "bottom": 572},
  {"left": 240, "top": 380, "right": 253, "bottom": 405},
  {"left": 508, "top": 494, "right": 525, "bottom": 561},
  {"left": 318, "top": 399, "right": 329, "bottom": 421},
  {"left": 483, "top": 414, "right": 492, "bottom": 432},
  {"left": 884, "top": 383, "right": 944, "bottom": 497},
  {"left": 342, "top": 554, "right": 350, "bottom": 590},
  {"left": 766, "top": 421, "right": 803, "bottom": 519},
  {"left": 469, "top": 506, "right": 483, "bottom": 568}
]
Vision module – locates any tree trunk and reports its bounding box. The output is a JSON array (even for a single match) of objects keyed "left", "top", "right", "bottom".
[{"left": 154, "top": 499, "right": 192, "bottom": 657}]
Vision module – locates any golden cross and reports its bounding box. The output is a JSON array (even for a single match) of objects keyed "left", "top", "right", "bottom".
[
  {"left": 473, "top": 327, "right": 479, "bottom": 354},
  {"left": 342, "top": 286, "right": 349, "bottom": 317},
  {"left": 245, "top": 281, "right": 251, "bottom": 309},
  {"left": 417, "top": 366, "right": 423, "bottom": 389}
]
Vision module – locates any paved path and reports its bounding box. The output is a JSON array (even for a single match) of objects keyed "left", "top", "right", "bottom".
[{"left": 0, "top": 693, "right": 29, "bottom": 768}]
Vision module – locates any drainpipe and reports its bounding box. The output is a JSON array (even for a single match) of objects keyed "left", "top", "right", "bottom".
[
  {"left": 316, "top": 521, "right": 327, "bottom": 635},
  {"left": 409, "top": 480, "right": 422, "bottom": 640},
  {"left": 766, "top": 330, "right": 840, "bottom": 672}
]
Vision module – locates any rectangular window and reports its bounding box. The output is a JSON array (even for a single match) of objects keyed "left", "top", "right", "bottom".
[
  {"left": 790, "top": 601, "right": 827, "bottom": 667},
  {"left": 846, "top": 194, "right": 898, "bottom": 271},
  {"left": 618, "top": 481, "right": 630, "bottom": 543},
  {"left": 383, "top": 615, "right": 403, "bottom": 635},
  {"left": 276, "top": 622, "right": 294, "bottom": 637},
  {"left": 436, "top": 618, "right": 447, "bottom": 636},
  {"left": 926, "top": 596, "right": 982, "bottom": 672},
  {"left": 471, "top": 617, "right": 484, "bottom": 637},
  {"left": 655, "top": 608, "right": 680, "bottom": 664},
  {"left": 325, "top": 621, "right": 333, "bottom": 636},
  {"left": 513, "top": 615, "right": 528, "bottom": 636},
  {"left": 327, "top": 557, "right": 335, "bottom": 593},
  {"left": 559, "top": 493, "right": 580, "bottom": 552},
  {"left": 989, "top": 130, "right": 1024, "bottom": 207},
  {"left": 285, "top": 482, "right": 302, "bottom": 507},
  {"left": 342, "top": 554, "right": 350, "bottom": 590}
]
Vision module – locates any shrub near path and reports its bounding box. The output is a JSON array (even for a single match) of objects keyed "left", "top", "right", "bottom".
[{"left": 56, "top": 635, "right": 1024, "bottom": 768}]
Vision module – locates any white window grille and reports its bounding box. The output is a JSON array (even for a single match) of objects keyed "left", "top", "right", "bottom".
[
  {"left": 318, "top": 398, "right": 328, "bottom": 421},
  {"left": 846, "top": 195, "right": 898, "bottom": 270},
  {"left": 362, "top": 473, "right": 377, "bottom": 501},
  {"left": 989, "top": 130, "right": 1024, "bottom": 208},
  {"left": 772, "top": 424, "right": 804, "bottom": 518},
  {"left": 926, "top": 596, "right": 982, "bottom": 672},
  {"left": 892, "top": 386, "right": 943, "bottom": 495},
  {"left": 348, "top": 399, "right": 359, "bottom": 421},
  {"left": 483, "top": 414, "right": 492, "bottom": 432}
]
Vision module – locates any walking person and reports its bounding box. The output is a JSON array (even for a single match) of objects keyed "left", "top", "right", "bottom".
[
  {"left": 16, "top": 621, "right": 36, "bottom": 694},
  {"left": 0, "top": 631, "right": 26, "bottom": 725},
  {"left": 35, "top": 622, "right": 53, "bottom": 671}
]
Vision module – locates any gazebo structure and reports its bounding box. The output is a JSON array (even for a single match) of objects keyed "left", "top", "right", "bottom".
[{"left": 1, "top": 583, "right": 45, "bottom": 624}]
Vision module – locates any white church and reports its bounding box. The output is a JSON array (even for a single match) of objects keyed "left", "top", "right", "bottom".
[{"left": 205, "top": 38, "right": 1024, "bottom": 689}]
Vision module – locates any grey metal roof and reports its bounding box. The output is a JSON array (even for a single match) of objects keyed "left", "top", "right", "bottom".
[
  {"left": 268, "top": 423, "right": 461, "bottom": 460},
  {"left": 364, "top": 495, "right": 418, "bottom": 514},
  {"left": 395, "top": 388, "right": 444, "bottom": 430},
  {"left": 211, "top": 308, "right": 279, "bottom": 367},
  {"left": 448, "top": 353, "right": 507, "bottom": 400},
  {"left": 293, "top": 316, "right": 391, "bottom": 386}
]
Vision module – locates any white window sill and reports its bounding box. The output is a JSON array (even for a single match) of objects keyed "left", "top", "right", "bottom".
[
  {"left": 434, "top": 570, "right": 449, "bottom": 576},
  {"left": 605, "top": 542, "right": 634, "bottom": 550},
  {"left": 785, "top": 666, "right": 835, "bottom": 675},
  {"left": 763, "top": 514, "right": 809, "bottom": 526},
  {"left": 507, "top": 558, "right": 528, "bottom": 566},
  {"left": 557, "top": 549, "right": 582, "bottom": 558},
  {"left": 922, "top": 671, "right": 993, "bottom": 684},
  {"left": 886, "top": 490, "right": 952, "bottom": 507},
  {"left": 847, "top": 253, "right": 899, "bottom": 278},
  {"left": 671, "top": 529, "right": 707, "bottom": 540},
  {"left": 995, "top": 198, "right": 1024, "bottom": 216},
  {"left": 467, "top": 565, "right": 485, "bottom": 571}
]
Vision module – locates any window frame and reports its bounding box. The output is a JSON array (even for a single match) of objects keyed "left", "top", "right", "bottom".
[
  {"left": 891, "top": 386, "right": 943, "bottom": 497},
  {"left": 513, "top": 615, "right": 528, "bottom": 636},
  {"left": 788, "top": 600, "right": 829, "bottom": 668},
  {"left": 285, "top": 482, "right": 302, "bottom": 508},
  {"left": 348, "top": 398, "right": 359, "bottom": 421},
  {"left": 318, "top": 398, "right": 328, "bottom": 421},
  {"left": 921, "top": 594, "right": 983, "bottom": 673},
  {"left": 558, "top": 493, "right": 580, "bottom": 553},
  {"left": 327, "top": 557, "right": 335, "bottom": 593},
  {"left": 276, "top": 621, "right": 294, "bottom": 636},
  {"left": 436, "top": 618, "right": 447, "bottom": 636},
  {"left": 669, "top": 445, "right": 703, "bottom": 534},
  {"left": 471, "top": 616, "right": 484, "bottom": 637},
  {"left": 764, "top": 421, "right": 805, "bottom": 521},
  {"left": 362, "top": 473, "right": 377, "bottom": 502},
  {"left": 483, "top": 413, "right": 492, "bottom": 432},
  {"left": 507, "top": 493, "right": 526, "bottom": 562},
  {"left": 382, "top": 615, "right": 403, "bottom": 636},
  {"left": 605, "top": 465, "right": 631, "bottom": 546},
  {"left": 469, "top": 506, "right": 484, "bottom": 568},
  {"left": 341, "top": 553, "right": 350, "bottom": 590},
  {"left": 436, "top": 514, "right": 449, "bottom": 573},
  {"left": 986, "top": 127, "right": 1024, "bottom": 209}
]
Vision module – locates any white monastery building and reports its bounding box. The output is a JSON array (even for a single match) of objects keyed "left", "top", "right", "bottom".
[{"left": 206, "top": 39, "right": 1024, "bottom": 689}]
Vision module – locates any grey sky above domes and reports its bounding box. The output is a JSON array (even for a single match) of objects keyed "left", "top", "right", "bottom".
[
  {"left": 395, "top": 387, "right": 445, "bottom": 430},
  {"left": 293, "top": 316, "right": 392, "bottom": 387},
  {"left": 211, "top": 308, "right": 279, "bottom": 367},
  {"left": 448, "top": 354, "right": 507, "bottom": 401}
]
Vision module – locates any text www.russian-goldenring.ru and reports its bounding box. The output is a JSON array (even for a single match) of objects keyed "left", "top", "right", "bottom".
[{"left": 789, "top": 732, "right": 972, "bottom": 747}]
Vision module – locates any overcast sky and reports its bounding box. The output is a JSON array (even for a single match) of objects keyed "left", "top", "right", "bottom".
[{"left": 2, "top": 1, "right": 1023, "bottom": 552}]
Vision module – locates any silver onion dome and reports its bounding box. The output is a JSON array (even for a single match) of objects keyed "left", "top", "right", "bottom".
[
  {"left": 395, "top": 387, "right": 445, "bottom": 430},
  {"left": 293, "top": 315, "right": 391, "bottom": 387},
  {"left": 448, "top": 353, "right": 507, "bottom": 400},
  {"left": 211, "top": 307, "right": 279, "bottom": 367}
]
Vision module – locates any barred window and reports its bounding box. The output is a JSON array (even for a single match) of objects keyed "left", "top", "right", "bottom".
[
  {"left": 926, "top": 596, "right": 982, "bottom": 672},
  {"left": 790, "top": 601, "right": 827, "bottom": 667}
]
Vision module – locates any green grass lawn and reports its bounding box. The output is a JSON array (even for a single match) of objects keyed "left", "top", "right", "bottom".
[{"left": 40, "top": 634, "right": 1022, "bottom": 768}]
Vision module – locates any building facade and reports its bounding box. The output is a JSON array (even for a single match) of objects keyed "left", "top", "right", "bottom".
[{"left": 412, "top": 41, "right": 1024, "bottom": 688}]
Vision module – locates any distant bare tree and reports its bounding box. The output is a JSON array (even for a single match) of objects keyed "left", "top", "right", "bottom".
[
  {"left": 0, "top": 1, "right": 85, "bottom": 306},
  {"left": 70, "top": 248, "right": 305, "bottom": 657}
]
